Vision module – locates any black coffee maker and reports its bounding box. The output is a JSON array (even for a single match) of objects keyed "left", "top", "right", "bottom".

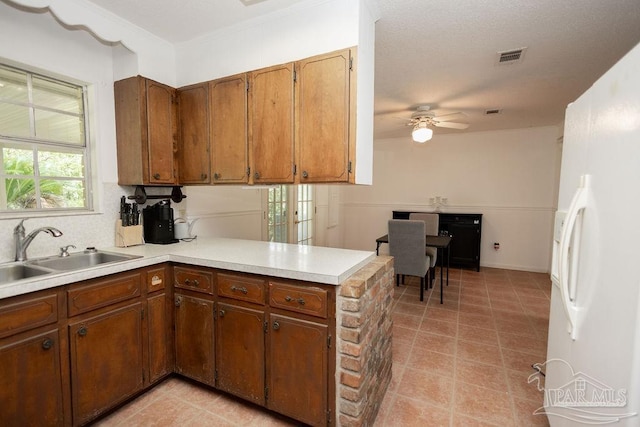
[{"left": 143, "top": 200, "right": 178, "bottom": 244}]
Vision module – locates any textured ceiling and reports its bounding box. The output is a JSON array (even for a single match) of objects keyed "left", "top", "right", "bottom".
[{"left": 83, "top": 0, "right": 640, "bottom": 140}]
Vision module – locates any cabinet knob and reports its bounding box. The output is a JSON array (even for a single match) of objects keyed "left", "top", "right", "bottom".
[
  {"left": 78, "top": 326, "right": 88, "bottom": 337},
  {"left": 42, "top": 338, "right": 54, "bottom": 350},
  {"left": 214, "top": 173, "right": 220, "bottom": 180},
  {"left": 219, "top": 309, "right": 226, "bottom": 317},
  {"left": 153, "top": 173, "right": 161, "bottom": 180},
  {"left": 231, "top": 285, "right": 248, "bottom": 295},
  {"left": 254, "top": 172, "right": 260, "bottom": 180},
  {"left": 175, "top": 296, "right": 182, "bottom": 307},
  {"left": 184, "top": 278, "right": 199, "bottom": 287},
  {"left": 201, "top": 173, "right": 208, "bottom": 180},
  {"left": 272, "top": 321, "right": 280, "bottom": 330},
  {"left": 302, "top": 170, "right": 309, "bottom": 179},
  {"left": 285, "top": 295, "right": 305, "bottom": 305}
]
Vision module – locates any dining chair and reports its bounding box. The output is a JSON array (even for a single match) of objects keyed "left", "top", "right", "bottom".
[
  {"left": 409, "top": 213, "right": 439, "bottom": 288},
  {"left": 388, "top": 219, "right": 431, "bottom": 301}
]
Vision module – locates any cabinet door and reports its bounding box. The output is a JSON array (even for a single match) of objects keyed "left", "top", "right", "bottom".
[
  {"left": 146, "top": 79, "right": 178, "bottom": 184},
  {"left": 0, "top": 329, "right": 64, "bottom": 427},
  {"left": 268, "top": 313, "right": 328, "bottom": 426},
  {"left": 174, "top": 293, "right": 215, "bottom": 386},
  {"left": 448, "top": 222, "right": 481, "bottom": 270},
  {"left": 296, "top": 48, "right": 353, "bottom": 183},
  {"left": 216, "top": 302, "right": 265, "bottom": 405},
  {"left": 69, "top": 303, "right": 144, "bottom": 425},
  {"left": 147, "top": 292, "right": 170, "bottom": 384},
  {"left": 210, "top": 74, "right": 249, "bottom": 184},
  {"left": 249, "top": 63, "right": 295, "bottom": 184},
  {"left": 178, "top": 83, "right": 210, "bottom": 184}
]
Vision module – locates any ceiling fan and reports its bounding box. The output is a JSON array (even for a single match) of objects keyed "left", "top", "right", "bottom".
[{"left": 405, "top": 106, "right": 469, "bottom": 142}]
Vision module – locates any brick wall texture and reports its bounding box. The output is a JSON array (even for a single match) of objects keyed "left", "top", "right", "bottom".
[{"left": 336, "top": 256, "right": 394, "bottom": 426}]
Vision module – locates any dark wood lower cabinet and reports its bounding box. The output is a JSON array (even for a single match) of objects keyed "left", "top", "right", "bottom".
[
  {"left": 268, "top": 313, "right": 328, "bottom": 427},
  {"left": 174, "top": 293, "right": 215, "bottom": 386},
  {"left": 1, "top": 264, "right": 336, "bottom": 427},
  {"left": 215, "top": 302, "right": 265, "bottom": 404},
  {"left": 69, "top": 302, "right": 144, "bottom": 426},
  {"left": 147, "top": 292, "right": 170, "bottom": 383},
  {"left": 0, "top": 328, "right": 65, "bottom": 427}
]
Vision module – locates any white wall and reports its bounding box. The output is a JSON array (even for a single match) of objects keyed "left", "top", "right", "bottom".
[
  {"left": 0, "top": 1, "right": 130, "bottom": 262},
  {"left": 341, "top": 126, "right": 562, "bottom": 272},
  {"left": 0, "top": 0, "right": 561, "bottom": 273}
]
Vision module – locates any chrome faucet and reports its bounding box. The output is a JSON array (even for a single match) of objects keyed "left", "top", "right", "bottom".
[{"left": 14, "top": 219, "right": 63, "bottom": 261}]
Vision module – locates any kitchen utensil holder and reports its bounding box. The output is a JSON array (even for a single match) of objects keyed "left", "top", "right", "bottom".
[
  {"left": 115, "top": 220, "right": 144, "bottom": 247},
  {"left": 127, "top": 185, "right": 186, "bottom": 204}
]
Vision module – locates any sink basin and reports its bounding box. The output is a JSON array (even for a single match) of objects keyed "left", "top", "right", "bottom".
[
  {"left": 0, "top": 263, "right": 53, "bottom": 284},
  {"left": 28, "top": 251, "right": 141, "bottom": 271}
]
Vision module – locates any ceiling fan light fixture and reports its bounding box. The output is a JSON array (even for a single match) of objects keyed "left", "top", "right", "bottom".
[{"left": 412, "top": 121, "right": 433, "bottom": 143}]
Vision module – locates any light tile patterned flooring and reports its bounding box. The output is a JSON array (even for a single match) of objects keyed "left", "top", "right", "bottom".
[
  {"left": 374, "top": 267, "right": 551, "bottom": 427},
  {"left": 94, "top": 267, "right": 551, "bottom": 427}
]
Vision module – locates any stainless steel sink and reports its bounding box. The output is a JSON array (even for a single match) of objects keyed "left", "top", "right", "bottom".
[
  {"left": 0, "top": 263, "right": 54, "bottom": 284},
  {"left": 27, "top": 251, "right": 141, "bottom": 271}
]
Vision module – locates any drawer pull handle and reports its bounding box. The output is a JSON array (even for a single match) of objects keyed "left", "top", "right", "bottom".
[
  {"left": 285, "top": 295, "right": 306, "bottom": 305},
  {"left": 42, "top": 338, "right": 53, "bottom": 350},
  {"left": 272, "top": 321, "right": 280, "bottom": 330},
  {"left": 184, "top": 279, "right": 200, "bottom": 287},
  {"left": 78, "top": 326, "right": 88, "bottom": 337},
  {"left": 231, "top": 285, "right": 248, "bottom": 295},
  {"left": 175, "top": 296, "right": 182, "bottom": 307}
]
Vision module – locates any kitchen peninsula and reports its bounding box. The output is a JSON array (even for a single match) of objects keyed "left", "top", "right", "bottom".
[{"left": 0, "top": 238, "right": 393, "bottom": 427}]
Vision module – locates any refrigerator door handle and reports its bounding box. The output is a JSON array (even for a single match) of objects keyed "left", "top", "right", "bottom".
[{"left": 557, "top": 174, "right": 590, "bottom": 340}]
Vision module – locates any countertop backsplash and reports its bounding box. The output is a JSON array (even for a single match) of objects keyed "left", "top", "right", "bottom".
[{"left": 0, "top": 183, "right": 127, "bottom": 263}]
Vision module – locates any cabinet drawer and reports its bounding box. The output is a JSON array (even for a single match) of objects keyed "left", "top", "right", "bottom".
[
  {"left": 174, "top": 266, "right": 214, "bottom": 295},
  {"left": 0, "top": 293, "right": 58, "bottom": 339},
  {"left": 67, "top": 272, "right": 141, "bottom": 317},
  {"left": 147, "top": 266, "right": 166, "bottom": 293},
  {"left": 269, "top": 282, "right": 327, "bottom": 319},
  {"left": 218, "top": 273, "right": 265, "bottom": 304}
]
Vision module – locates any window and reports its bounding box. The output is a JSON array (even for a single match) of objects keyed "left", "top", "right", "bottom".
[
  {"left": 266, "top": 185, "right": 288, "bottom": 243},
  {"left": 295, "top": 184, "right": 314, "bottom": 245},
  {"left": 264, "top": 184, "right": 314, "bottom": 245},
  {"left": 0, "top": 63, "right": 90, "bottom": 212}
]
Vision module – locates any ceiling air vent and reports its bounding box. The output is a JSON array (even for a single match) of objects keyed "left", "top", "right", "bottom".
[
  {"left": 485, "top": 109, "right": 502, "bottom": 115},
  {"left": 496, "top": 47, "right": 527, "bottom": 65}
]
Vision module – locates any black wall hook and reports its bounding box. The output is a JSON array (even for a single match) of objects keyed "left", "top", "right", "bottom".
[{"left": 127, "top": 185, "right": 186, "bottom": 204}]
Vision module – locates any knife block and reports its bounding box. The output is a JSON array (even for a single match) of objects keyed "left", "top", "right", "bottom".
[{"left": 115, "top": 220, "right": 144, "bottom": 247}]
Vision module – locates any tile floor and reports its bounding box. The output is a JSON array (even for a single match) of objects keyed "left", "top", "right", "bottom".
[{"left": 94, "top": 267, "right": 551, "bottom": 427}]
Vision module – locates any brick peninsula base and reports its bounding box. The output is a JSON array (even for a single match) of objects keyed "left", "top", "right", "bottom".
[{"left": 336, "top": 256, "right": 394, "bottom": 426}]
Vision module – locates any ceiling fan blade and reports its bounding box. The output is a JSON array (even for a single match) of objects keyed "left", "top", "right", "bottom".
[
  {"left": 433, "top": 112, "right": 467, "bottom": 122},
  {"left": 434, "top": 121, "right": 469, "bottom": 129}
]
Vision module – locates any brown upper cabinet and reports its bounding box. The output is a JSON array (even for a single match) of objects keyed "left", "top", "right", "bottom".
[
  {"left": 248, "top": 63, "right": 295, "bottom": 184},
  {"left": 178, "top": 83, "right": 210, "bottom": 184},
  {"left": 115, "top": 76, "right": 178, "bottom": 185},
  {"left": 210, "top": 74, "right": 249, "bottom": 184},
  {"left": 296, "top": 48, "right": 355, "bottom": 183},
  {"left": 114, "top": 47, "right": 356, "bottom": 186}
]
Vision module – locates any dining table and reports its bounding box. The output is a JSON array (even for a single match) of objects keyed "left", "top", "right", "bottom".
[{"left": 375, "top": 234, "right": 451, "bottom": 304}]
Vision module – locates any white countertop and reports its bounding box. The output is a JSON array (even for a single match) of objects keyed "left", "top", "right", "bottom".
[{"left": 0, "top": 237, "right": 376, "bottom": 299}]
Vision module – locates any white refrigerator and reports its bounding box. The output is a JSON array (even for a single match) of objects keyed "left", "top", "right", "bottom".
[{"left": 544, "top": 40, "right": 640, "bottom": 426}]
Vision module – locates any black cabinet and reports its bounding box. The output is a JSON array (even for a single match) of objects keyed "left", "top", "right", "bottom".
[{"left": 392, "top": 211, "right": 482, "bottom": 271}]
